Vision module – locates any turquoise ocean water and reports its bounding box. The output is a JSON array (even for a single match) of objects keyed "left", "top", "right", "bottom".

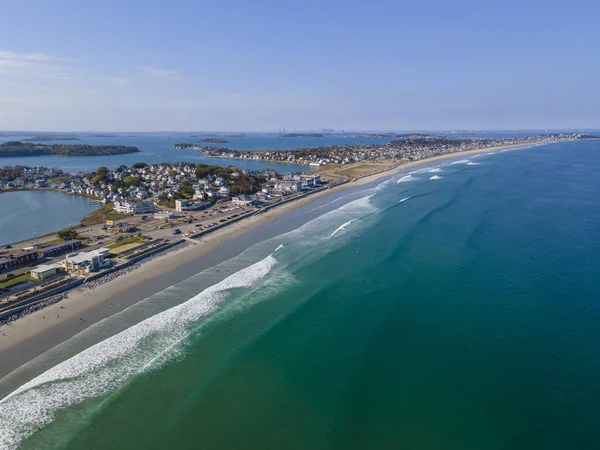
[{"left": 1, "top": 140, "right": 599, "bottom": 449}]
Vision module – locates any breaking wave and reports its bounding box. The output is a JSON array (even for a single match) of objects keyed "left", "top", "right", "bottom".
[
  {"left": 330, "top": 219, "right": 357, "bottom": 238},
  {"left": 398, "top": 197, "right": 411, "bottom": 204},
  {"left": 451, "top": 159, "right": 470, "bottom": 165},
  {"left": 429, "top": 175, "right": 442, "bottom": 180},
  {"left": 0, "top": 254, "right": 279, "bottom": 450},
  {"left": 428, "top": 167, "right": 442, "bottom": 173},
  {"left": 0, "top": 188, "right": 386, "bottom": 449},
  {"left": 466, "top": 162, "right": 480, "bottom": 166},
  {"left": 397, "top": 175, "right": 418, "bottom": 183}
]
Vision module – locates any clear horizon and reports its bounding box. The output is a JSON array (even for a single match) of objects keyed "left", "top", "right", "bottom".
[
  {"left": 1, "top": 128, "right": 599, "bottom": 134},
  {"left": 1, "top": 0, "right": 599, "bottom": 131}
]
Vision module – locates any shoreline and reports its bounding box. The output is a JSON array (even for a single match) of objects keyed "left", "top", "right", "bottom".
[{"left": 0, "top": 141, "right": 543, "bottom": 391}]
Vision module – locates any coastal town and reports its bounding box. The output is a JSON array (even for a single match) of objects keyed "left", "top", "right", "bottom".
[
  {"left": 0, "top": 160, "right": 326, "bottom": 324},
  {"left": 0, "top": 132, "right": 598, "bottom": 326},
  {"left": 188, "top": 133, "right": 597, "bottom": 166}
]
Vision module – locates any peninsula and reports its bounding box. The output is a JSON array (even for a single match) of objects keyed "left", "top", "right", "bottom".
[
  {"left": 22, "top": 135, "right": 81, "bottom": 142},
  {"left": 199, "top": 133, "right": 598, "bottom": 166},
  {"left": 0, "top": 141, "right": 140, "bottom": 157}
]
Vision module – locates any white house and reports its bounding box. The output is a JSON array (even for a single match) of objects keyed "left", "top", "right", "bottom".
[
  {"left": 64, "top": 248, "right": 110, "bottom": 274},
  {"left": 274, "top": 180, "right": 303, "bottom": 193},
  {"left": 232, "top": 195, "right": 258, "bottom": 206}
]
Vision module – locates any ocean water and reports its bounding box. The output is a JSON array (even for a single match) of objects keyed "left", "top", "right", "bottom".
[
  {"left": 1, "top": 140, "right": 600, "bottom": 449},
  {"left": 0, "top": 191, "right": 98, "bottom": 245}
]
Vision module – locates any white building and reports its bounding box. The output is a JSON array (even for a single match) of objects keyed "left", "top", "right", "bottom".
[
  {"left": 274, "top": 180, "right": 303, "bottom": 193},
  {"left": 113, "top": 200, "right": 156, "bottom": 215},
  {"left": 232, "top": 195, "right": 258, "bottom": 206},
  {"left": 30, "top": 263, "right": 61, "bottom": 280},
  {"left": 64, "top": 248, "right": 110, "bottom": 274},
  {"left": 175, "top": 199, "right": 211, "bottom": 212}
]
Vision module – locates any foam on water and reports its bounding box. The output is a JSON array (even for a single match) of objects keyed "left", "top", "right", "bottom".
[
  {"left": 330, "top": 219, "right": 357, "bottom": 238},
  {"left": 451, "top": 159, "right": 471, "bottom": 165},
  {"left": 429, "top": 175, "right": 442, "bottom": 180},
  {"left": 0, "top": 190, "right": 385, "bottom": 449},
  {"left": 0, "top": 253, "right": 279, "bottom": 450},
  {"left": 397, "top": 175, "right": 418, "bottom": 183}
]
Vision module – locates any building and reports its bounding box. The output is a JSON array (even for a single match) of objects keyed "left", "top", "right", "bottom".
[
  {"left": 154, "top": 211, "right": 174, "bottom": 220},
  {"left": 0, "top": 257, "right": 15, "bottom": 272},
  {"left": 232, "top": 195, "right": 258, "bottom": 206},
  {"left": 64, "top": 248, "right": 110, "bottom": 273},
  {"left": 113, "top": 200, "right": 156, "bottom": 215},
  {"left": 0, "top": 250, "right": 39, "bottom": 271},
  {"left": 274, "top": 180, "right": 303, "bottom": 193},
  {"left": 30, "top": 263, "right": 61, "bottom": 280},
  {"left": 38, "top": 239, "right": 82, "bottom": 257},
  {"left": 175, "top": 199, "right": 211, "bottom": 212}
]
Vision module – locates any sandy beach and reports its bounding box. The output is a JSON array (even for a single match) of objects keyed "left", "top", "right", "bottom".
[{"left": 0, "top": 142, "right": 536, "bottom": 389}]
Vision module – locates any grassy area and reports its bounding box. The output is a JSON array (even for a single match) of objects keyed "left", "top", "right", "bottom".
[
  {"left": 82, "top": 203, "right": 129, "bottom": 226},
  {"left": 323, "top": 161, "right": 395, "bottom": 180},
  {"left": 107, "top": 235, "right": 145, "bottom": 250},
  {"left": 0, "top": 272, "right": 36, "bottom": 289}
]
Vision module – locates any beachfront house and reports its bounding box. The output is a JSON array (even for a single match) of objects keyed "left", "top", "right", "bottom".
[
  {"left": 232, "top": 195, "right": 258, "bottom": 206},
  {"left": 274, "top": 180, "right": 303, "bottom": 193},
  {"left": 64, "top": 248, "right": 110, "bottom": 274}
]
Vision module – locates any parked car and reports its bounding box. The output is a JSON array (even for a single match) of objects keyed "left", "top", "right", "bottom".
[
  {"left": 4, "top": 245, "right": 12, "bottom": 249},
  {"left": 172, "top": 229, "right": 181, "bottom": 235}
]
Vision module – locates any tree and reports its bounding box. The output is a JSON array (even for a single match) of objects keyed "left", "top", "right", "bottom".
[
  {"left": 124, "top": 175, "right": 141, "bottom": 187},
  {"left": 96, "top": 166, "right": 109, "bottom": 177},
  {"left": 57, "top": 228, "right": 78, "bottom": 240}
]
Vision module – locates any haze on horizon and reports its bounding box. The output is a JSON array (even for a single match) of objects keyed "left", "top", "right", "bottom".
[{"left": 1, "top": 0, "right": 598, "bottom": 132}]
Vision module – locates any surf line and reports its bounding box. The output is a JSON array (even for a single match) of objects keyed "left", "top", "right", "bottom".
[{"left": 330, "top": 219, "right": 357, "bottom": 238}]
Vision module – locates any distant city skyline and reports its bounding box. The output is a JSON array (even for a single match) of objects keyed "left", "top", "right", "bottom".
[{"left": 1, "top": 0, "right": 599, "bottom": 131}]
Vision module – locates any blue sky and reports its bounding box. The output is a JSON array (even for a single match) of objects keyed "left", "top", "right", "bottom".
[{"left": 1, "top": 0, "right": 598, "bottom": 131}]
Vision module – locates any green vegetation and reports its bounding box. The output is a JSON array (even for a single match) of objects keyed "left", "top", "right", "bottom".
[
  {"left": 0, "top": 273, "right": 35, "bottom": 289},
  {"left": 107, "top": 235, "right": 146, "bottom": 249},
  {"left": 0, "top": 141, "right": 139, "bottom": 157},
  {"left": 57, "top": 228, "right": 81, "bottom": 240},
  {"left": 81, "top": 203, "right": 129, "bottom": 226}
]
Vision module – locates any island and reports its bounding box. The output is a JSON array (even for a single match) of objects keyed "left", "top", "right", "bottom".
[
  {"left": 199, "top": 138, "right": 229, "bottom": 143},
  {"left": 22, "top": 135, "right": 81, "bottom": 141},
  {"left": 173, "top": 143, "right": 198, "bottom": 149},
  {"left": 0, "top": 141, "right": 140, "bottom": 157}
]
